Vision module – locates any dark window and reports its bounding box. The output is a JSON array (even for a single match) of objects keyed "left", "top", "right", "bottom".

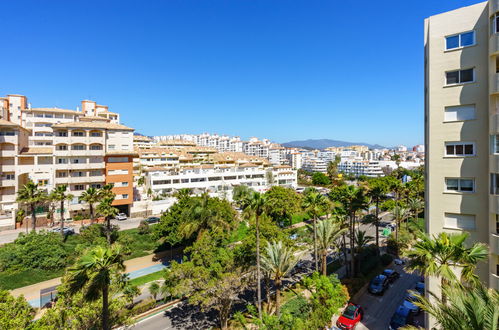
[
  {"left": 446, "top": 71, "right": 459, "bottom": 84},
  {"left": 446, "top": 69, "right": 474, "bottom": 85}
]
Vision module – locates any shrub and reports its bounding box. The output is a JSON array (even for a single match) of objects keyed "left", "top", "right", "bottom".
[
  {"left": 130, "top": 298, "right": 156, "bottom": 316},
  {"left": 281, "top": 295, "right": 310, "bottom": 318},
  {"left": 138, "top": 221, "right": 150, "bottom": 235},
  {"left": 380, "top": 253, "right": 394, "bottom": 266}
]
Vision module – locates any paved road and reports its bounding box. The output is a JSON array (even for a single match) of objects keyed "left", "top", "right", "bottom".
[{"left": 350, "top": 264, "right": 423, "bottom": 329}]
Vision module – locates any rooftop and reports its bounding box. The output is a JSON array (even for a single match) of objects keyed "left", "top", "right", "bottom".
[{"left": 52, "top": 121, "right": 134, "bottom": 131}]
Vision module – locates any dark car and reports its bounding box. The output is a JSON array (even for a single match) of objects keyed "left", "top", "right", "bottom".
[
  {"left": 415, "top": 281, "right": 425, "bottom": 295},
  {"left": 403, "top": 292, "right": 421, "bottom": 314},
  {"left": 368, "top": 274, "right": 389, "bottom": 295},
  {"left": 389, "top": 305, "right": 413, "bottom": 330},
  {"left": 336, "top": 303, "right": 363, "bottom": 329},
  {"left": 50, "top": 227, "right": 75, "bottom": 236},
  {"left": 382, "top": 269, "right": 400, "bottom": 283},
  {"left": 145, "top": 216, "right": 160, "bottom": 224}
]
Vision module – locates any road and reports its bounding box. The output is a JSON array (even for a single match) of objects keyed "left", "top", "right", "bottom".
[
  {"left": 345, "top": 263, "right": 424, "bottom": 329},
  {"left": 0, "top": 217, "right": 149, "bottom": 245}
]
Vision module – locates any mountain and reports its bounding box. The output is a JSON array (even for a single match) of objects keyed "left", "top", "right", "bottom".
[{"left": 281, "top": 139, "right": 385, "bottom": 150}]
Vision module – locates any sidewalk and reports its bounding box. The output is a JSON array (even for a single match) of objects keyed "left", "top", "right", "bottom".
[{"left": 10, "top": 253, "right": 162, "bottom": 303}]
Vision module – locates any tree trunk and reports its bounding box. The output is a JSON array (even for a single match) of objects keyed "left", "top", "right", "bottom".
[
  {"left": 275, "top": 278, "right": 281, "bottom": 317},
  {"left": 264, "top": 276, "right": 271, "bottom": 306},
  {"left": 350, "top": 212, "right": 356, "bottom": 277},
  {"left": 342, "top": 234, "right": 349, "bottom": 277},
  {"left": 106, "top": 216, "right": 111, "bottom": 244},
  {"left": 395, "top": 220, "right": 399, "bottom": 256},
  {"left": 313, "top": 216, "right": 319, "bottom": 272},
  {"left": 30, "top": 204, "right": 36, "bottom": 232},
  {"left": 441, "top": 277, "right": 447, "bottom": 305},
  {"left": 89, "top": 204, "right": 94, "bottom": 225},
  {"left": 102, "top": 282, "right": 110, "bottom": 330},
  {"left": 255, "top": 214, "right": 262, "bottom": 320},
  {"left": 322, "top": 251, "right": 327, "bottom": 276},
  {"left": 60, "top": 200, "right": 65, "bottom": 236},
  {"left": 375, "top": 199, "right": 380, "bottom": 256}
]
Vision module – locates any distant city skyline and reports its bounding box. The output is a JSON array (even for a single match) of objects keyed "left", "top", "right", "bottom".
[{"left": 1, "top": 0, "right": 479, "bottom": 146}]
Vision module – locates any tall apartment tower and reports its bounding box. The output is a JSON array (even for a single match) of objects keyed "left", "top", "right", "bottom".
[{"left": 425, "top": 0, "right": 499, "bottom": 302}]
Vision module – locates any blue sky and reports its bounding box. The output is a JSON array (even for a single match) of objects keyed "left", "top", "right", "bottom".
[{"left": 0, "top": 0, "right": 481, "bottom": 147}]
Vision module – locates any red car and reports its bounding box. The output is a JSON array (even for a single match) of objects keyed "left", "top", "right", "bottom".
[{"left": 336, "top": 303, "right": 363, "bottom": 329}]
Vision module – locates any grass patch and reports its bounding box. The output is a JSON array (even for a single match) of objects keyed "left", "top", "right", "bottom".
[
  {"left": 228, "top": 221, "right": 249, "bottom": 243},
  {"left": 118, "top": 228, "right": 161, "bottom": 259},
  {"left": 291, "top": 212, "right": 310, "bottom": 225},
  {"left": 129, "top": 270, "right": 164, "bottom": 287},
  {"left": 0, "top": 269, "right": 64, "bottom": 290}
]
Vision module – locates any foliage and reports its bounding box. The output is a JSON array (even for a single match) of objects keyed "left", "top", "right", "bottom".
[
  {"left": 311, "top": 172, "right": 331, "bottom": 186},
  {"left": 16, "top": 181, "right": 48, "bottom": 231},
  {"left": 148, "top": 281, "right": 160, "bottom": 301},
  {"left": 137, "top": 220, "right": 150, "bottom": 235},
  {"left": 380, "top": 253, "right": 394, "bottom": 266},
  {"left": 0, "top": 290, "right": 34, "bottom": 330},
  {"left": 232, "top": 185, "right": 253, "bottom": 208},
  {"left": 0, "top": 231, "right": 69, "bottom": 273},
  {"left": 314, "top": 217, "right": 346, "bottom": 275},
  {"left": 380, "top": 199, "right": 397, "bottom": 211},
  {"left": 264, "top": 186, "right": 302, "bottom": 226}
]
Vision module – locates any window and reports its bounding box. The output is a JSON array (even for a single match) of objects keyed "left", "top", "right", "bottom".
[
  {"left": 496, "top": 215, "right": 499, "bottom": 234},
  {"left": 73, "top": 184, "right": 85, "bottom": 191},
  {"left": 444, "top": 105, "right": 475, "bottom": 122},
  {"left": 90, "top": 132, "right": 102, "bottom": 137},
  {"left": 444, "top": 213, "right": 476, "bottom": 230},
  {"left": 56, "top": 172, "right": 67, "bottom": 178},
  {"left": 38, "top": 179, "right": 48, "bottom": 186},
  {"left": 72, "top": 131, "right": 84, "bottom": 137},
  {"left": 446, "top": 68, "right": 474, "bottom": 85},
  {"left": 491, "top": 174, "right": 499, "bottom": 195},
  {"left": 91, "top": 184, "right": 102, "bottom": 189},
  {"left": 90, "top": 144, "right": 103, "bottom": 150},
  {"left": 108, "top": 169, "right": 129, "bottom": 175},
  {"left": 121, "top": 182, "right": 128, "bottom": 187},
  {"left": 71, "top": 171, "right": 85, "bottom": 177},
  {"left": 445, "top": 31, "right": 475, "bottom": 50},
  {"left": 57, "top": 131, "right": 68, "bottom": 137},
  {"left": 445, "top": 178, "right": 474, "bottom": 192},
  {"left": 57, "top": 158, "right": 68, "bottom": 164},
  {"left": 4, "top": 174, "right": 15, "bottom": 180},
  {"left": 108, "top": 144, "right": 115, "bottom": 150},
  {"left": 108, "top": 157, "right": 128, "bottom": 163},
  {"left": 445, "top": 142, "right": 475, "bottom": 156},
  {"left": 72, "top": 144, "right": 85, "bottom": 150}
]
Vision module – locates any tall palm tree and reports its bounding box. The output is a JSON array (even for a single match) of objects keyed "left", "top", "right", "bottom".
[
  {"left": 148, "top": 281, "right": 160, "bottom": 302},
  {"left": 392, "top": 206, "right": 410, "bottom": 254},
  {"left": 96, "top": 197, "right": 118, "bottom": 244},
  {"left": 315, "top": 218, "right": 347, "bottom": 275},
  {"left": 407, "top": 197, "right": 424, "bottom": 229},
  {"left": 80, "top": 187, "right": 101, "bottom": 225},
  {"left": 100, "top": 183, "right": 115, "bottom": 199},
  {"left": 302, "top": 191, "right": 330, "bottom": 272},
  {"left": 366, "top": 179, "right": 388, "bottom": 254},
  {"left": 354, "top": 229, "right": 374, "bottom": 253},
  {"left": 411, "top": 283, "right": 499, "bottom": 330},
  {"left": 50, "top": 185, "right": 74, "bottom": 236},
  {"left": 243, "top": 191, "right": 266, "bottom": 320},
  {"left": 67, "top": 244, "right": 125, "bottom": 330},
  {"left": 404, "top": 232, "right": 488, "bottom": 303},
  {"left": 16, "top": 181, "right": 47, "bottom": 231},
  {"left": 260, "top": 241, "right": 300, "bottom": 316}
]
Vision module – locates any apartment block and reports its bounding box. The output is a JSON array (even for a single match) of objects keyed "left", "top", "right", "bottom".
[{"left": 425, "top": 0, "right": 499, "bottom": 299}]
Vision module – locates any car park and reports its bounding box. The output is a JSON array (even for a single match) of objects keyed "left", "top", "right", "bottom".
[
  {"left": 382, "top": 269, "right": 400, "bottom": 283},
  {"left": 336, "top": 303, "right": 363, "bottom": 329},
  {"left": 389, "top": 305, "right": 413, "bottom": 330},
  {"left": 415, "top": 281, "right": 425, "bottom": 295},
  {"left": 115, "top": 213, "right": 127, "bottom": 221},
  {"left": 403, "top": 292, "right": 421, "bottom": 314},
  {"left": 145, "top": 216, "right": 160, "bottom": 224},
  {"left": 50, "top": 227, "right": 75, "bottom": 235},
  {"left": 368, "top": 274, "right": 389, "bottom": 295}
]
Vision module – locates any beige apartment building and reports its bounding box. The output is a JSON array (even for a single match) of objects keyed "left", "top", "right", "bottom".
[{"left": 425, "top": 0, "right": 499, "bottom": 300}]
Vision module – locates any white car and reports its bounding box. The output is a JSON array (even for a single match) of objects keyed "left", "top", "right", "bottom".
[{"left": 115, "top": 213, "right": 127, "bottom": 221}]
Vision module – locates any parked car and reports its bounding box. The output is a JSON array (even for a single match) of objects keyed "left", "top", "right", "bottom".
[
  {"left": 415, "top": 281, "right": 425, "bottom": 295},
  {"left": 115, "top": 213, "right": 127, "bottom": 221},
  {"left": 382, "top": 269, "right": 400, "bottom": 283},
  {"left": 50, "top": 227, "right": 75, "bottom": 235},
  {"left": 393, "top": 258, "right": 406, "bottom": 265},
  {"left": 145, "top": 216, "right": 160, "bottom": 224},
  {"left": 403, "top": 292, "right": 421, "bottom": 314},
  {"left": 389, "top": 305, "right": 413, "bottom": 330},
  {"left": 368, "top": 274, "right": 389, "bottom": 295},
  {"left": 336, "top": 303, "right": 363, "bottom": 329}
]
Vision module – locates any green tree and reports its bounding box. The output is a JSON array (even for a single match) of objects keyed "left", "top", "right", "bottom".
[
  {"left": 264, "top": 186, "right": 301, "bottom": 226},
  {"left": 123, "top": 284, "right": 140, "bottom": 305},
  {"left": 315, "top": 218, "right": 347, "bottom": 275},
  {"left": 410, "top": 283, "right": 499, "bottom": 330},
  {"left": 326, "top": 155, "right": 341, "bottom": 182},
  {"left": 16, "top": 181, "right": 47, "bottom": 232},
  {"left": 50, "top": 185, "right": 74, "bottom": 236},
  {"left": 302, "top": 191, "right": 330, "bottom": 272},
  {"left": 354, "top": 230, "right": 374, "bottom": 253},
  {"left": 312, "top": 172, "right": 331, "bottom": 186},
  {"left": 366, "top": 177, "right": 389, "bottom": 254},
  {"left": 407, "top": 196, "right": 424, "bottom": 228},
  {"left": 66, "top": 244, "right": 126, "bottom": 330},
  {"left": 392, "top": 206, "right": 410, "bottom": 254},
  {"left": 232, "top": 185, "right": 253, "bottom": 208},
  {"left": 260, "top": 241, "right": 301, "bottom": 316},
  {"left": 80, "top": 187, "right": 101, "bottom": 225},
  {"left": 0, "top": 290, "right": 34, "bottom": 329},
  {"left": 100, "top": 183, "right": 115, "bottom": 199},
  {"left": 149, "top": 281, "right": 160, "bottom": 302},
  {"left": 404, "top": 232, "right": 488, "bottom": 303},
  {"left": 96, "top": 197, "right": 118, "bottom": 244}
]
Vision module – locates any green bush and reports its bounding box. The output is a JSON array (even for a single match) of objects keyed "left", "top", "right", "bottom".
[
  {"left": 359, "top": 255, "right": 380, "bottom": 276},
  {"left": 138, "top": 221, "right": 150, "bottom": 235},
  {"left": 380, "top": 253, "right": 394, "bottom": 266},
  {"left": 130, "top": 298, "right": 157, "bottom": 316},
  {"left": 281, "top": 295, "right": 310, "bottom": 318},
  {"left": 0, "top": 231, "right": 69, "bottom": 272}
]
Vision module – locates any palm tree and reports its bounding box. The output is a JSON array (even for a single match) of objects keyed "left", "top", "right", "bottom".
[
  {"left": 149, "top": 281, "right": 160, "bottom": 302},
  {"left": 366, "top": 179, "right": 388, "bottom": 254},
  {"left": 100, "top": 183, "right": 115, "bottom": 199},
  {"left": 407, "top": 197, "right": 424, "bottom": 229},
  {"left": 96, "top": 197, "right": 118, "bottom": 244},
  {"left": 354, "top": 229, "right": 374, "bottom": 253},
  {"left": 243, "top": 191, "right": 266, "bottom": 320},
  {"left": 16, "top": 181, "right": 47, "bottom": 231},
  {"left": 392, "top": 206, "right": 410, "bottom": 254},
  {"left": 80, "top": 187, "right": 101, "bottom": 225},
  {"left": 67, "top": 244, "right": 125, "bottom": 330},
  {"left": 404, "top": 232, "right": 488, "bottom": 303},
  {"left": 123, "top": 284, "right": 141, "bottom": 305},
  {"left": 50, "top": 185, "right": 73, "bottom": 236},
  {"left": 315, "top": 218, "right": 347, "bottom": 275},
  {"left": 260, "top": 241, "right": 300, "bottom": 316},
  {"left": 411, "top": 284, "right": 499, "bottom": 330},
  {"left": 302, "top": 191, "right": 330, "bottom": 272}
]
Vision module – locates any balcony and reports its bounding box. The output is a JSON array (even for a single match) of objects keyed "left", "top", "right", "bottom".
[
  {"left": 0, "top": 164, "right": 16, "bottom": 172},
  {"left": 491, "top": 233, "right": 499, "bottom": 255},
  {"left": 491, "top": 0, "right": 499, "bottom": 16},
  {"left": 55, "top": 175, "right": 105, "bottom": 184},
  {"left": 490, "top": 273, "right": 499, "bottom": 291},
  {"left": 0, "top": 179, "right": 15, "bottom": 187},
  {"left": 54, "top": 162, "right": 105, "bottom": 170},
  {"left": 0, "top": 135, "right": 18, "bottom": 144}
]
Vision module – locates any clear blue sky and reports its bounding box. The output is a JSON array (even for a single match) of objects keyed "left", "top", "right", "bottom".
[{"left": 0, "top": 0, "right": 481, "bottom": 147}]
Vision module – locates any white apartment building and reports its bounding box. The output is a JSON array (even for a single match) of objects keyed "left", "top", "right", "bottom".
[
  {"left": 425, "top": 0, "right": 499, "bottom": 300},
  {"left": 338, "top": 159, "right": 383, "bottom": 177},
  {"left": 302, "top": 156, "right": 328, "bottom": 173}
]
